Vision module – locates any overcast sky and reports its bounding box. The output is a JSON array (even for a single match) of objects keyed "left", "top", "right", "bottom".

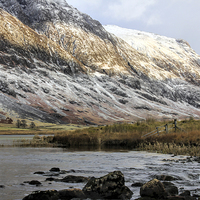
[{"left": 66, "top": 0, "right": 200, "bottom": 55}]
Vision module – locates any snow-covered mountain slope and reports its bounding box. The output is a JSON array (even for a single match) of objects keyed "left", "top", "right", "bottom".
[
  {"left": 0, "top": 0, "right": 200, "bottom": 124},
  {"left": 104, "top": 25, "right": 200, "bottom": 83}
]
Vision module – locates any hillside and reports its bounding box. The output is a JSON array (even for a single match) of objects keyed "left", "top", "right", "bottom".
[{"left": 0, "top": 0, "right": 200, "bottom": 124}]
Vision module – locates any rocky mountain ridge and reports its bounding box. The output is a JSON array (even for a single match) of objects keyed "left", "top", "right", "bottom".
[{"left": 0, "top": 0, "right": 200, "bottom": 124}]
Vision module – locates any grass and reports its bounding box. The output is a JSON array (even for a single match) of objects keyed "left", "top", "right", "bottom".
[
  {"left": 0, "top": 122, "right": 87, "bottom": 135},
  {"left": 2, "top": 118, "right": 200, "bottom": 156},
  {"left": 48, "top": 118, "right": 200, "bottom": 156},
  {"left": 51, "top": 120, "right": 169, "bottom": 148}
]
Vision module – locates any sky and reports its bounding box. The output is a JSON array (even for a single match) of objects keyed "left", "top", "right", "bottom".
[{"left": 66, "top": 0, "right": 200, "bottom": 55}]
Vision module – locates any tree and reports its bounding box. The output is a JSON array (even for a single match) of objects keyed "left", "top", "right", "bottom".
[
  {"left": 16, "top": 119, "right": 21, "bottom": 128},
  {"left": 30, "top": 122, "right": 36, "bottom": 129},
  {"left": 21, "top": 120, "right": 27, "bottom": 128}
]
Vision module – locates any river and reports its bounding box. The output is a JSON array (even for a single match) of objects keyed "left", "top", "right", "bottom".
[{"left": 0, "top": 138, "right": 200, "bottom": 199}]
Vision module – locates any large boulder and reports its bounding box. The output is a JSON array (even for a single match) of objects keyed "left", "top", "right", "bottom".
[
  {"left": 140, "top": 179, "right": 167, "bottom": 198},
  {"left": 82, "top": 171, "right": 133, "bottom": 199}
]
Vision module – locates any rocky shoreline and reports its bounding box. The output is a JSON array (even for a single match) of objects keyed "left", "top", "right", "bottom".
[{"left": 21, "top": 167, "right": 200, "bottom": 200}]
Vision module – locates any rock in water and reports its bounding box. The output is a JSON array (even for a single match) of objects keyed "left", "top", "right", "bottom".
[
  {"left": 59, "top": 175, "right": 89, "bottom": 183},
  {"left": 22, "top": 190, "right": 59, "bottom": 200},
  {"left": 140, "top": 179, "right": 167, "bottom": 198},
  {"left": 49, "top": 168, "right": 60, "bottom": 172},
  {"left": 28, "top": 180, "right": 42, "bottom": 186},
  {"left": 23, "top": 189, "right": 85, "bottom": 200},
  {"left": 82, "top": 171, "right": 133, "bottom": 199}
]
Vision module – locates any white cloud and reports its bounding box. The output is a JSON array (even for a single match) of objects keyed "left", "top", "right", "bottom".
[
  {"left": 105, "top": 0, "right": 157, "bottom": 21},
  {"left": 147, "top": 15, "right": 162, "bottom": 26}
]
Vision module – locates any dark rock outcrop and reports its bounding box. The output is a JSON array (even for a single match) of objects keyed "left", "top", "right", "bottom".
[{"left": 82, "top": 171, "right": 133, "bottom": 199}]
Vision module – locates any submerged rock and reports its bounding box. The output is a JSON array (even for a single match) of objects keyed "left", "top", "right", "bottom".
[{"left": 82, "top": 171, "right": 133, "bottom": 199}]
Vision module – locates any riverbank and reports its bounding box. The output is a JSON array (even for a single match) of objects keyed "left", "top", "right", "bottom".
[
  {"left": 15, "top": 118, "right": 200, "bottom": 156},
  {"left": 3, "top": 118, "right": 200, "bottom": 156}
]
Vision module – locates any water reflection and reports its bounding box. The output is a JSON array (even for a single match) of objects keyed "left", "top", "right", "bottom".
[{"left": 0, "top": 135, "right": 34, "bottom": 146}]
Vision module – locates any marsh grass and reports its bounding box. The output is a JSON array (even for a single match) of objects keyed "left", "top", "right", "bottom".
[
  {"left": 6, "top": 118, "right": 200, "bottom": 156},
  {"left": 13, "top": 135, "right": 55, "bottom": 147},
  {"left": 50, "top": 119, "right": 200, "bottom": 156},
  {"left": 51, "top": 121, "right": 164, "bottom": 148}
]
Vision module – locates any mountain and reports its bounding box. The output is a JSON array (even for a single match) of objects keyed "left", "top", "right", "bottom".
[{"left": 0, "top": 0, "right": 200, "bottom": 125}]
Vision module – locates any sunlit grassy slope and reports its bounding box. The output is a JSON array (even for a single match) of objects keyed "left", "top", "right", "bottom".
[{"left": 0, "top": 121, "right": 86, "bottom": 135}]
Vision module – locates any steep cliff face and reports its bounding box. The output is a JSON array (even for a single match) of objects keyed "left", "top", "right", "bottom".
[{"left": 0, "top": 0, "right": 200, "bottom": 124}]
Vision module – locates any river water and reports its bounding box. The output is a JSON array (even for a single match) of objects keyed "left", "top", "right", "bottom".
[{"left": 0, "top": 138, "right": 200, "bottom": 200}]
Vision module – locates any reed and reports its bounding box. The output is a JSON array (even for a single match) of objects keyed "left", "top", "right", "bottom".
[
  {"left": 50, "top": 119, "right": 200, "bottom": 156},
  {"left": 10, "top": 118, "right": 200, "bottom": 156}
]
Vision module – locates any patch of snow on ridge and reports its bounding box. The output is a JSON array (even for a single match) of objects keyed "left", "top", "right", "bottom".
[{"left": 103, "top": 25, "right": 197, "bottom": 60}]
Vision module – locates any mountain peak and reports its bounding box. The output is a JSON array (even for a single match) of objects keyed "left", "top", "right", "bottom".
[
  {"left": 0, "top": 0, "right": 110, "bottom": 41},
  {"left": 1, "top": 1, "right": 200, "bottom": 124}
]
